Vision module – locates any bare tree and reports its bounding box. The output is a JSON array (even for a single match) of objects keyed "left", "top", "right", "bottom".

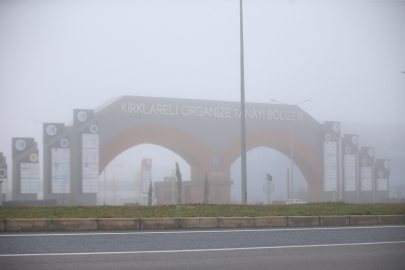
[
  {"left": 175, "top": 162, "right": 182, "bottom": 204},
  {"left": 204, "top": 173, "right": 209, "bottom": 204}
]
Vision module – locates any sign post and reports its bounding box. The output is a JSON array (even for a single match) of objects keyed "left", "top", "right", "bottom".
[{"left": 265, "top": 173, "right": 272, "bottom": 204}]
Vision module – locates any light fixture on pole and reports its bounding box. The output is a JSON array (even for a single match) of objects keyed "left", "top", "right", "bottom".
[
  {"left": 270, "top": 99, "right": 311, "bottom": 201},
  {"left": 240, "top": 0, "right": 247, "bottom": 204}
]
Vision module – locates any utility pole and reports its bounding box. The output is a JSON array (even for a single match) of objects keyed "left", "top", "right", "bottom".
[{"left": 240, "top": 0, "right": 247, "bottom": 204}]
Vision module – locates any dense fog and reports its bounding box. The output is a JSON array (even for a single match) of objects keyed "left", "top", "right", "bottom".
[{"left": 1, "top": 0, "right": 404, "bottom": 204}]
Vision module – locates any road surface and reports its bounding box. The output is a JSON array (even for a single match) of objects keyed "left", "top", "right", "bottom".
[{"left": 1, "top": 225, "right": 404, "bottom": 269}]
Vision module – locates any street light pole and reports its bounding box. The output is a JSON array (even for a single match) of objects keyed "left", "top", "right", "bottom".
[
  {"left": 290, "top": 120, "right": 294, "bottom": 200},
  {"left": 240, "top": 0, "right": 247, "bottom": 204},
  {"left": 270, "top": 99, "right": 311, "bottom": 201}
]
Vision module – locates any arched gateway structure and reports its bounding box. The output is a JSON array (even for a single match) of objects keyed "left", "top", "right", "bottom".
[{"left": 37, "top": 96, "right": 332, "bottom": 205}]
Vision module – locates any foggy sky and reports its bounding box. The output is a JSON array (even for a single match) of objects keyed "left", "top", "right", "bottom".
[{"left": 1, "top": 0, "right": 404, "bottom": 200}]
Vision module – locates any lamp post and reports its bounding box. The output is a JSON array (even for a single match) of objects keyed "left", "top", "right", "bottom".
[
  {"left": 270, "top": 99, "right": 311, "bottom": 201},
  {"left": 240, "top": 0, "right": 247, "bottom": 204}
]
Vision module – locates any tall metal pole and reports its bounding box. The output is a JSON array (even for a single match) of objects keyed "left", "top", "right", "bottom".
[
  {"left": 290, "top": 120, "right": 294, "bottom": 201},
  {"left": 104, "top": 166, "right": 107, "bottom": 205},
  {"left": 240, "top": 0, "right": 247, "bottom": 204}
]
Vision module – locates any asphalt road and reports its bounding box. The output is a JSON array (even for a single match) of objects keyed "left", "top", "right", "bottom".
[{"left": 1, "top": 225, "right": 404, "bottom": 270}]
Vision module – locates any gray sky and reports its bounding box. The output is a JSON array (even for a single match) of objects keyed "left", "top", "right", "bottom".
[{"left": 1, "top": 0, "right": 404, "bottom": 199}]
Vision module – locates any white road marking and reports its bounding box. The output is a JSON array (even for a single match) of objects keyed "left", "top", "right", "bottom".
[
  {"left": 0, "top": 241, "right": 404, "bottom": 257},
  {"left": 0, "top": 225, "right": 404, "bottom": 237}
]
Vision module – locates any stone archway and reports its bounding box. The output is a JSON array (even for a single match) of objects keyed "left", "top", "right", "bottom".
[{"left": 41, "top": 96, "right": 327, "bottom": 205}]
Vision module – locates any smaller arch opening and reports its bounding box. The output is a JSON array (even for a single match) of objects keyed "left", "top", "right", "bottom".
[
  {"left": 231, "top": 147, "right": 308, "bottom": 204},
  {"left": 97, "top": 144, "right": 190, "bottom": 205}
]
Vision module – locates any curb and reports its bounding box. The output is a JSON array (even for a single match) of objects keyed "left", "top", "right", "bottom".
[
  {"left": 53, "top": 218, "right": 97, "bottom": 231},
  {"left": 377, "top": 215, "right": 405, "bottom": 224},
  {"left": 218, "top": 217, "right": 254, "bottom": 228},
  {"left": 288, "top": 216, "right": 319, "bottom": 227},
  {"left": 0, "top": 215, "right": 403, "bottom": 232},
  {"left": 140, "top": 218, "right": 180, "bottom": 230},
  {"left": 319, "top": 216, "right": 350, "bottom": 226},
  {"left": 349, "top": 215, "right": 378, "bottom": 225},
  {"left": 0, "top": 218, "right": 5, "bottom": 232},
  {"left": 6, "top": 218, "right": 52, "bottom": 232},
  {"left": 179, "top": 217, "right": 218, "bottom": 229},
  {"left": 98, "top": 218, "right": 140, "bottom": 230},
  {"left": 254, "top": 216, "right": 287, "bottom": 227}
]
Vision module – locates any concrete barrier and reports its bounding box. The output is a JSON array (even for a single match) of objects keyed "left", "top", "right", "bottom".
[
  {"left": 98, "top": 218, "right": 140, "bottom": 230},
  {"left": 0, "top": 215, "right": 402, "bottom": 232},
  {"left": 254, "top": 216, "right": 287, "bottom": 227},
  {"left": 349, "top": 215, "right": 378, "bottom": 225},
  {"left": 319, "top": 216, "right": 350, "bottom": 226},
  {"left": 377, "top": 215, "right": 405, "bottom": 225},
  {"left": 179, "top": 217, "right": 218, "bottom": 229},
  {"left": 140, "top": 218, "right": 180, "bottom": 230},
  {"left": 218, "top": 217, "right": 254, "bottom": 228},
  {"left": 288, "top": 216, "right": 319, "bottom": 227},
  {"left": 0, "top": 218, "right": 6, "bottom": 232},
  {"left": 6, "top": 218, "right": 52, "bottom": 232},
  {"left": 53, "top": 218, "right": 97, "bottom": 231}
]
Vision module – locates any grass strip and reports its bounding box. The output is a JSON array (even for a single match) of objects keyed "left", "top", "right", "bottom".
[{"left": 0, "top": 203, "right": 404, "bottom": 219}]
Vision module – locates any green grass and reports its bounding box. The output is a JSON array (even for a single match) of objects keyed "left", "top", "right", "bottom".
[{"left": 1, "top": 203, "right": 404, "bottom": 219}]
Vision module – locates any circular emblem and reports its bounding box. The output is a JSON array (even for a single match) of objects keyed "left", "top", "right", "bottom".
[
  {"left": 345, "top": 147, "right": 351, "bottom": 154},
  {"left": 0, "top": 168, "right": 6, "bottom": 178},
  {"left": 384, "top": 161, "right": 390, "bottom": 169},
  {"left": 77, "top": 111, "right": 87, "bottom": 122},
  {"left": 368, "top": 148, "right": 374, "bottom": 157},
  {"left": 362, "top": 159, "right": 368, "bottom": 166},
  {"left": 352, "top": 136, "right": 358, "bottom": 145},
  {"left": 60, "top": 139, "right": 69, "bottom": 147},
  {"left": 212, "top": 156, "right": 223, "bottom": 170},
  {"left": 46, "top": 125, "right": 57, "bottom": 136},
  {"left": 90, "top": 125, "right": 98, "bottom": 133},
  {"left": 333, "top": 123, "right": 340, "bottom": 132},
  {"left": 15, "top": 140, "right": 26, "bottom": 151},
  {"left": 29, "top": 153, "right": 38, "bottom": 162},
  {"left": 325, "top": 134, "right": 331, "bottom": 141},
  {"left": 378, "top": 171, "right": 383, "bottom": 178}
]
